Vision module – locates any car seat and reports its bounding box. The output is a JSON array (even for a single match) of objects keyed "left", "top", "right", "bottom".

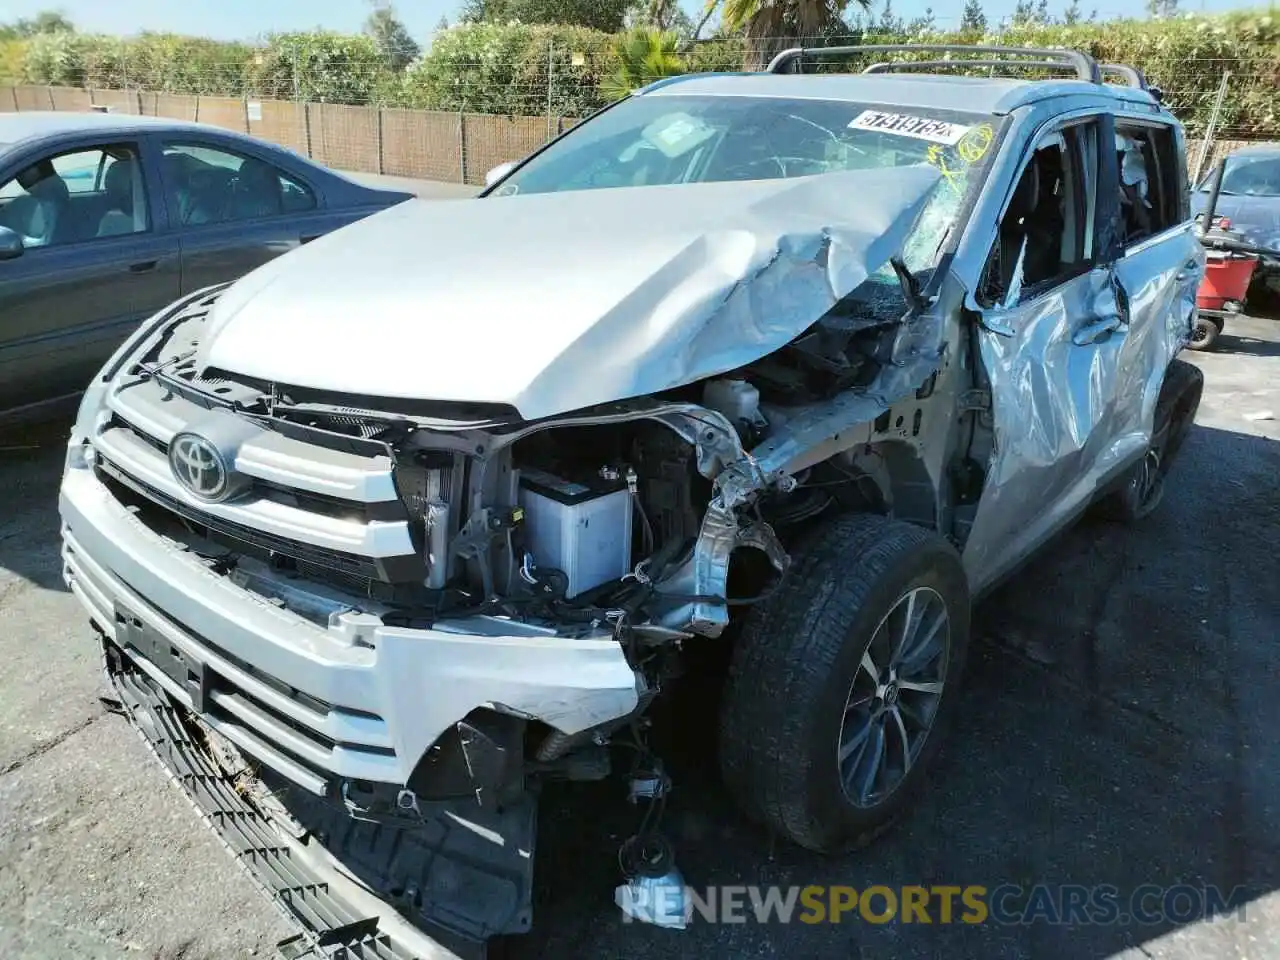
[
  {"left": 229, "top": 159, "right": 282, "bottom": 220},
  {"left": 96, "top": 158, "right": 140, "bottom": 237},
  {"left": 1, "top": 161, "right": 70, "bottom": 247},
  {"left": 166, "top": 154, "right": 221, "bottom": 226}
]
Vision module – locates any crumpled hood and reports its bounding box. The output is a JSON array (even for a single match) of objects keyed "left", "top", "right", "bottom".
[{"left": 199, "top": 166, "right": 942, "bottom": 420}]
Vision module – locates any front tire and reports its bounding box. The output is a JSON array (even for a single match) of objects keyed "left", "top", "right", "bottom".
[{"left": 718, "top": 514, "right": 970, "bottom": 853}]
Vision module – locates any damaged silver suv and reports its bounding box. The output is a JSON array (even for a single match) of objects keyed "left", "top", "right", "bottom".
[{"left": 60, "top": 44, "right": 1205, "bottom": 958}]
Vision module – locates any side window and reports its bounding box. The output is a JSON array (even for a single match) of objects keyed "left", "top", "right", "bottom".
[
  {"left": 0, "top": 143, "right": 148, "bottom": 248},
  {"left": 1114, "top": 121, "right": 1181, "bottom": 244},
  {"left": 160, "top": 142, "right": 316, "bottom": 227},
  {"left": 980, "top": 122, "right": 1098, "bottom": 307}
]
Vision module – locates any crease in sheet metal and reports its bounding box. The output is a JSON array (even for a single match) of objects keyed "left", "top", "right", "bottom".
[{"left": 962, "top": 231, "right": 1201, "bottom": 591}]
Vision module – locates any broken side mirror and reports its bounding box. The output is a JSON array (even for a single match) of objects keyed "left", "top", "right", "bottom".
[
  {"left": 0, "top": 225, "right": 24, "bottom": 261},
  {"left": 485, "top": 161, "right": 518, "bottom": 188},
  {"left": 973, "top": 237, "right": 1025, "bottom": 337}
]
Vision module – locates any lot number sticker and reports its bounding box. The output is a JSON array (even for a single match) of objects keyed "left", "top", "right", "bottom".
[{"left": 849, "top": 110, "right": 970, "bottom": 145}]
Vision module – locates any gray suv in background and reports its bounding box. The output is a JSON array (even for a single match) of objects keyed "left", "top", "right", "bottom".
[{"left": 59, "top": 45, "right": 1204, "bottom": 957}]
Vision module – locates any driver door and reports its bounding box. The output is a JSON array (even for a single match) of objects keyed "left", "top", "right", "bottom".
[{"left": 961, "top": 113, "right": 1132, "bottom": 592}]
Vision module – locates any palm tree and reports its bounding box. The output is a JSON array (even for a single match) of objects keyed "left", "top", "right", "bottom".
[
  {"left": 696, "top": 0, "right": 870, "bottom": 70},
  {"left": 644, "top": 0, "right": 677, "bottom": 30},
  {"left": 601, "top": 28, "right": 686, "bottom": 101}
]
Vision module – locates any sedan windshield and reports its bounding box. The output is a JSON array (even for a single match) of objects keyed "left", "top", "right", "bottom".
[
  {"left": 1198, "top": 154, "right": 1280, "bottom": 197},
  {"left": 494, "top": 94, "right": 1003, "bottom": 272}
]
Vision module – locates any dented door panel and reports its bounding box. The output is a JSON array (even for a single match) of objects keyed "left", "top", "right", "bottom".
[
  {"left": 1110, "top": 225, "right": 1203, "bottom": 438},
  {"left": 962, "top": 266, "right": 1124, "bottom": 591}
]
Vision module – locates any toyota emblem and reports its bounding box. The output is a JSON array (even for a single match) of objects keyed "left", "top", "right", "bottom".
[{"left": 169, "top": 432, "right": 230, "bottom": 501}]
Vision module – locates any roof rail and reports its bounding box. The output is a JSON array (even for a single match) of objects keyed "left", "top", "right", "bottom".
[
  {"left": 864, "top": 58, "right": 1090, "bottom": 78},
  {"left": 766, "top": 43, "right": 1102, "bottom": 84},
  {"left": 1099, "top": 63, "right": 1164, "bottom": 102},
  {"left": 1099, "top": 63, "right": 1146, "bottom": 88}
]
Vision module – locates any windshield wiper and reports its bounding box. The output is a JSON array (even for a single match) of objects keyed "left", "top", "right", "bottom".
[{"left": 889, "top": 256, "right": 926, "bottom": 317}]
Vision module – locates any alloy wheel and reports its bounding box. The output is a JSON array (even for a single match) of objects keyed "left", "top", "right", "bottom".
[{"left": 837, "top": 586, "right": 950, "bottom": 809}]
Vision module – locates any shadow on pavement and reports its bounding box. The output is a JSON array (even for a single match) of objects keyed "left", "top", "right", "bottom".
[
  {"left": 0, "top": 418, "right": 73, "bottom": 595},
  {"left": 1205, "top": 331, "right": 1280, "bottom": 358}
]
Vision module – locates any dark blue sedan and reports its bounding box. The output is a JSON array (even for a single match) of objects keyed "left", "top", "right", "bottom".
[
  {"left": 0, "top": 111, "right": 413, "bottom": 426},
  {"left": 1191, "top": 143, "right": 1280, "bottom": 301}
]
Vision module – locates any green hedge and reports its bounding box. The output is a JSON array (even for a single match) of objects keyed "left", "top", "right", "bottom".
[
  {"left": 397, "top": 22, "right": 617, "bottom": 116},
  {"left": 4, "top": 11, "right": 1277, "bottom": 135}
]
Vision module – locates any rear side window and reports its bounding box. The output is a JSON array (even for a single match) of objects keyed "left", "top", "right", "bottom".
[
  {"left": 1114, "top": 121, "right": 1183, "bottom": 245},
  {"left": 160, "top": 142, "right": 316, "bottom": 227}
]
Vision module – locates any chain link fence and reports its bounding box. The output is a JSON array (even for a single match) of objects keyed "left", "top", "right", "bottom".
[
  {"left": 0, "top": 51, "right": 1271, "bottom": 186},
  {"left": 0, "top": 82, "right": 593, "bottom": 185}
]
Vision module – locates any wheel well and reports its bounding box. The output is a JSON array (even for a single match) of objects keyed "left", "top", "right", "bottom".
[{"left": 826, "top": 440, "right": 936, "bottom": 530}]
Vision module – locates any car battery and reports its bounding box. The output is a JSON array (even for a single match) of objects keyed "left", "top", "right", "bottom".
[{"left": 518, "top": 467, "right": 633, "bottom": 598}]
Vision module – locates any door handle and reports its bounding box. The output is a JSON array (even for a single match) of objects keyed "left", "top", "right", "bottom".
[
  {"left": 128, "top": 260, "right": 159, "bottom": 273},
  {"left": 1176, "top": 259, "right": 1200, "bottom": 283},
  {"left": 1073, "top": 317, "right": 1123, "bottom": 345}
]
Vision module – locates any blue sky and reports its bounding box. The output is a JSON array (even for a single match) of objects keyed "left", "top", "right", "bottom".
[{"left": 0, "top": 0, "right": 1257, "bottom": 42}]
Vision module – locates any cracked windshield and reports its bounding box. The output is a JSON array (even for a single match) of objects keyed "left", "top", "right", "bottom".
[{"left": 495, "top": 94, "right": 1004, "bottom": 273}]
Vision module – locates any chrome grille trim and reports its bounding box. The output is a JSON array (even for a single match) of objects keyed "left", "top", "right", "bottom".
[
  {"left": 94, "top": 425, "right": 415, "bottom": 559},
  {"left": 108, "top": 377, "right": 400, "bottom": 504}
]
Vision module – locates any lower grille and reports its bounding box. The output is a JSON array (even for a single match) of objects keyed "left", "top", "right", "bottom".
[{"left": 107, "top": 663, "right": 450, "bottom": 960}]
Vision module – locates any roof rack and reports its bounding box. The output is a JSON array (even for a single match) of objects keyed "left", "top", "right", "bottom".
[
  {"left": 864, "top": 58, "right": 1090, "bottom": 78},
  {"left": 766, "top": 43, "right": 1103, "bottom": 84},
  {"left": 1099, "top": 63, "right": 1153, "bottom": 90},
  {"left": 1099, "top": 63, "right": 1163, "bottom": 101}
]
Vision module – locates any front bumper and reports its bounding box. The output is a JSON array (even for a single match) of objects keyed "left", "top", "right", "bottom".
[{"left": 60, "top": 461, "right": 642, "bottom": 798}]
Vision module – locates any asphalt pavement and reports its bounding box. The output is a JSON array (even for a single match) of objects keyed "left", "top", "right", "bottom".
[{"left": 0, "top": 315, "right": 1277, "bottom": 960}]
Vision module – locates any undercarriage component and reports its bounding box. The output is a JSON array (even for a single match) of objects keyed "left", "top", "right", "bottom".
[
  {"left": 106, "top": 652, "right": 461, "bottom": 960},
  {"left": 614, "top": 760, "right": 688, "bottom": 929}
]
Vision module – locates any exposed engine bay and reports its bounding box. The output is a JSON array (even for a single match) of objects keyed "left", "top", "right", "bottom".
[{"left": 123, "top": 267, "right": 929, "bottom": 642}]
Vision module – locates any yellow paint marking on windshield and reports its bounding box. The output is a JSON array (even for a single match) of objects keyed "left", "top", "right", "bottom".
[
  {"left": 956, "top": 124, "right": 995, "bottom": 165},
  {"left": 926, "top": 144, "right": 965, "bottom": 195}
]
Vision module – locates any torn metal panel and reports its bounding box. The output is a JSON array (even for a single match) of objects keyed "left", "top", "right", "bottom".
[
  {"left": 713, "top": 301, "right": 950, "bottom": 509},
  {"left": 198, "top": 166, "right": 942, "bottom": 421},
  {"left": 652, "top": 503, "right": 789, "bottom": 636}
]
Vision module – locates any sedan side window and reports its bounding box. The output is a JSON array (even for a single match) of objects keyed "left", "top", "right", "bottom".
[
  {"left": 0, "top": 144, "right": 148, "bottom": 248},
  {"left": 161, "top": 142, "right": 316, "bottom": 227}
]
